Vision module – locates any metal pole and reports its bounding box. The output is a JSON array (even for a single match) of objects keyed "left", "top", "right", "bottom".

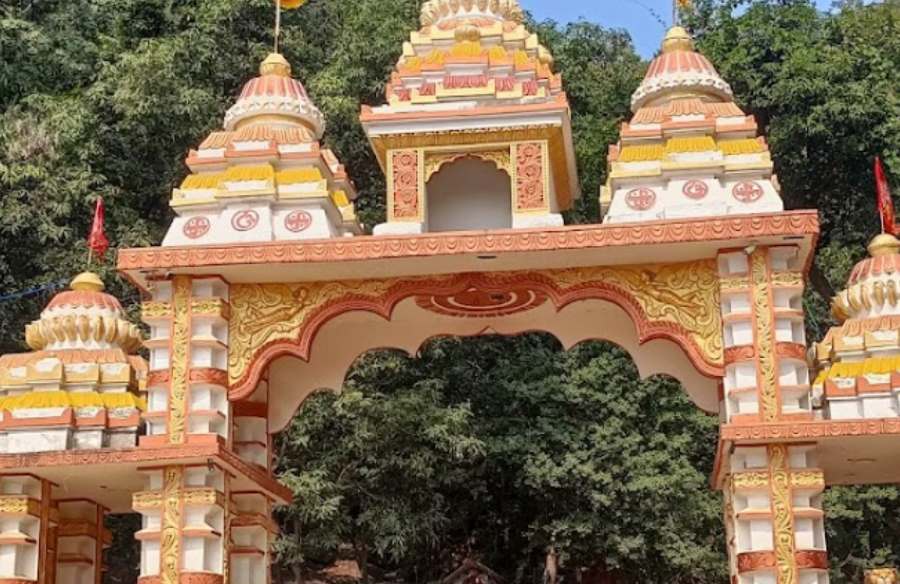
[{"left": 274, "top": 0, "right": 282, "bottom": 53}]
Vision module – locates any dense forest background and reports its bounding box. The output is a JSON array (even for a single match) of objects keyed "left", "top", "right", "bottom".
[{"left": 1, "top": 0, "right": 900, "bottom": 582}]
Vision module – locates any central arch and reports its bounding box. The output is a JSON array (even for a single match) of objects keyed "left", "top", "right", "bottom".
[{"left": 426, "top": 156, "right": 513, "bottom": 232}]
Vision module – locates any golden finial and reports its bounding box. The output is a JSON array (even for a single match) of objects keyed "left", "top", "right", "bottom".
[
  {"left": 868, "top": 233, "right": 900, "bottom": 257},
  {"left": 662, "top": 26, "right": 694, "bottom": 53},
  {"left": 70, "top": 272, "right": 105, "bottom": 292},
  {"left": 260, "top": 52, "right": 292, "bottom": 77}
]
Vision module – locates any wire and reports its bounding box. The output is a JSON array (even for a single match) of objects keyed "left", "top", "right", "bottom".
[
  {"left": 0, "top": 280, "right": 68, "bottom": 304},
  {"left": 624, "top": 0, "right": 669, "bottom": 29}
]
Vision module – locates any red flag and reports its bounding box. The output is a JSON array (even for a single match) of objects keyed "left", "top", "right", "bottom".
[
  {"left": 876, "top": 157, "right": 895, "bottom": 235},
  {"left": 87, "top": 197, "right": 109, "bottom": 259}
]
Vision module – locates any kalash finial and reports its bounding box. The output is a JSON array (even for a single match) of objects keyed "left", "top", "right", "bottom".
[
  {"left": 260, "top": 52, "right": 292, "bottom": 77},
  {"left": 70, "top": 271, "right": 105, "bottom": 292},
  {"left": 868, "top": 233, "right": 900, "bottom": 257},
  {"left": 662, "top": 26, "right": 695, "bottom": 53}
]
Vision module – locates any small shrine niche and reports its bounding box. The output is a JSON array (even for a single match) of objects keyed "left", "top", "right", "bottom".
[{"left": 362, "top": 0, "right": 580, "bottom": 234}]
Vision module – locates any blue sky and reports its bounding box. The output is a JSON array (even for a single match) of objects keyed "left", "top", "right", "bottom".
[{"left": 519, "top": 0, "right": 836, "bottom": 57}]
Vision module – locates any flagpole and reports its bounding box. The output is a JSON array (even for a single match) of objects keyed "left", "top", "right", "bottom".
[{"left": 274, "top": 0, "right": 282, "bottom": 53}]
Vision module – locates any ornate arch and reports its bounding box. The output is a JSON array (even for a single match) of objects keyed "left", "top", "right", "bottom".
[
  {"left": 424, "top": 149, "right": 511, "bottom": 182},
  {"left": 227, "top": 260, "right": 723, "bottom": 400}
]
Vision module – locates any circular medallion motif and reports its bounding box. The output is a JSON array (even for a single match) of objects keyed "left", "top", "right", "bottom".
[
  {"left": 625, "top": 187, "right": 656, "bottom": 211},
  {"left": 416, "top": 287, "right": 548, "bottom": 318},
  {"left": 732, "top": 181, "right": 764, "bottom": 203},
  {"left": 284, "top": 210, "right": 313, "bottom": 233},
  {"left": 182, "top": 216, "right": 210, "bottom": 239},
  {"left": 683, "top": 180, "right": 709, "bottom": 200},
  {"left": 231, "top": 210, "right": 260, "bottom": 232}
]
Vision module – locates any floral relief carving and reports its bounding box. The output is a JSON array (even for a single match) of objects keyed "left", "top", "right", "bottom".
[
  {"left": 515, "top": 142, "right": 546, "bottom": 210},
  {"left": 228, "top": 260, "right": 723, "bottom": 398},
  {"left": 391, "top": 150, "right": 420, "bottom": 220}
]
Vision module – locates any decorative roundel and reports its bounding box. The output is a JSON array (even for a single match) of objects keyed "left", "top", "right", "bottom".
[
  {"left": 732, "top": 181, "right": 764, "bottom": 203},
  {"left": 416, "top": 287, "right": 548, "bottom": 318},
  {"left": 625, "top": 187, "right": 657, "bottom": 211},
  {"left": 284, "top": 210, "right": 313, "bottom": 233},
  {"left": 682, "top": 180, "right": 709, "bottom": 200},
  {"left": 231, "top": 210, "right": 260, "bottom": 232},
  {"left": 182, "top": 216, "right": 210, "bottom": 239}
]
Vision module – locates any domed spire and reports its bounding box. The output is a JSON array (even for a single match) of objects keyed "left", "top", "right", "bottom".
[
  {"left": 630, "top": 26, "right": 733, "bottom": 112},
  {"left": 420, "top": 0, "right": 524, "bottom": 28},
  {"left": 224, "top": 52, "right": 325, "bottom": 137},
  {"left": 24, "top": 272, "right": 142, "bottom": 353},
  {"left": 831, "top": 234, "right": 900, "bottom": 321}
]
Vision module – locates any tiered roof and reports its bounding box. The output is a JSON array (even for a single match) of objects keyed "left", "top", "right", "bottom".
[
  {"left": 601, "top": 27, "right": 780, "bottom": 223},
  {"left": 379, "top": 0, "right": 561, "bottom": 109},
  {"left": 0, "top": 272, "right": 146, "bottom": 421},
  {"left": 815, "top": 234, "right": 900, "bottom": 418},
  {"left": 165, "top": 53, "right": 360, "bottom": 244}
]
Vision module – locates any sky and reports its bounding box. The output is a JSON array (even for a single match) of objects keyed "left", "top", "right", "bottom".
[{"left": 518, "top": 0, "right": 836, "bottom": 57}]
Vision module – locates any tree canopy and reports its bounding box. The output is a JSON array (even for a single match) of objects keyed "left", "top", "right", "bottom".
[{"left": 1, "top": 0, "right": 899, "bottom": 583}]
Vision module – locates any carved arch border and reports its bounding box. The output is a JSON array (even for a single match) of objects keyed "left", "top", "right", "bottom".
[
  {"left": 228, "top": 262, "right": 724, "bottom": 400},
  {"left": 424, "top": 149, "right": 511, "bottom": 183}
]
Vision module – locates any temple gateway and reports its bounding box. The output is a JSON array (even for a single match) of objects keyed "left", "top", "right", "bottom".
[{"left": 0, "top": 1, "right": 898, "bottom": 583}]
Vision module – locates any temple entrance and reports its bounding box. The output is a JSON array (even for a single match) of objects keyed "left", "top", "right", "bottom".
[{"left": 268, "top": 335, "right": 719, "bottom": 582}]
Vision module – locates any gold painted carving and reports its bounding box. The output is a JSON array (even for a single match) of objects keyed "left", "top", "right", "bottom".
[
  {"left": 770, "top": 271, "right": 804, "bottom": 289},
  {"left": 142, "top": 301, "right": 173, "bottom": 320},
  {"left": 553, "top": 261, "right": 723, "bottom": 362},
  {"left": 0, "top": 495, "right": 38, "bottom": 516},
  {"left": 169, "top": 277, "right": 191, "bottom": 444},
  {"left": 731, "top": 471, "right": 770, "bottom": 490},
  {"left": 190, "top": 298, "right": 231, "bottom": 320},
  {"left": 720, "top": 276, "right": 751, "bottom": 291},
  {"left": 161, "top": 466, "right": 183, "bottom": 584},
  {"left": 514, "top": 141, "right": 547, "bottom": 211},
  {"left": 751, "top": 250, "right": 779, "bottom": 421},
  {"left": 424, "top": 149, "right": 511, "bottom": 182},
  {"left": 790, "top": 470, "right": 824, "bottom": 490},
  {"left": 866, "top": 568, "right": 899, "bottom": 584},
  {"left": 181, "top": 488, "right": 223, "bottom": 507},
  {"left": 132, "top": 490, "right": 164, "bottom": 511},
  {"left": 769, "top": 445, "right": 797, "bottom": 584},
  {"left": 229, "top": 260, "right": 722, "bottom": 386},
  {"left": 229, "top": 279, "right": 395, "bottom": 384}
]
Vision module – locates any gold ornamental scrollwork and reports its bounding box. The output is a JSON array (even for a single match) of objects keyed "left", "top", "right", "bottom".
[
  {"left": 229, "top": 279, "right": 396, "bottom": 384},
  {"left": 424, "top": 149, "right": 511, "bottom": 182},
  {"left": 132, "top": 490, "right": 164, "bottom": 511},
  {"left": 228, "top": 260, "right": 722, "bottom": 390},
  {"left": 553, "top": 260, "right": 723, "bottom": 364},
  {"left": 168, "top": 277, "right": 191, "bottom": 444},
  {"left": 769, "top": 445, "right": 798, "bottom": 584},
  {"left": 161, "top": 466, "right": 183, "bottom": 584},
  {"left": 731, "top": 471, "right": 770, "bottom": 490},
  {"left": 751, "top": 250, "right": 779, "bottom": 421}
]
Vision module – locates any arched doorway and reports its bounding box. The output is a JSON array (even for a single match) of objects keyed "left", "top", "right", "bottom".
[{"left": 426, "top": 157, "right": 513, "bottom": 232}]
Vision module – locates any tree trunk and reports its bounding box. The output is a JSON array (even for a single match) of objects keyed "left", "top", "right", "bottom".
[{"left": 355, "top": 540, "right": 369, "bottom": 583}]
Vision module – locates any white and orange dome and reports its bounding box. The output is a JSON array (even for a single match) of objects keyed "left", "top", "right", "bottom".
[
  {"left": 832, "top": 233, "right": 900, "bottom": 321},
  {"left": 631, "top": 26, "right": 733, "bottom": 111},
  {"left": 24, "top": 272, "right": 142, "bottom": 353},
  {"left": 224, "top": 53, "right": 325, "bottom": 137}
]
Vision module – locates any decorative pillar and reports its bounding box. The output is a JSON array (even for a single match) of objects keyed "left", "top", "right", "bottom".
[
  {"left": 718, "top": 247, "right": 829, "bottom": 584},
  {"left": 0, "top": 474, "right": 55, "bottom": 584},
  {"left": 138, "top": 276, "right": 233, "bottom": 584},
  {"left": 387, "top": 149, "right": 424, "bottom": 225},
  {"left": 133, "top": 466, "right": 230, "bottom": 584},
  {"left": 55, "top": 499, "right": 110, "bottom": 584},
  {"left": 512, "top": 141, "right": 556, "bottom": 228}
]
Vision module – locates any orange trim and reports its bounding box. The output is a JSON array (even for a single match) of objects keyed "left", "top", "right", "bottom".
[
  {"left": 737, "top": 551, "right": 775, "bottom": 573},
  {"left": 360, "top": 94, "right": 569, "bottom": 123},
  {"left": 118, "top": 211, "right": 820, "bottom": 277},
  {"left": 721, "top": 418, "right": 900, "bottom": 442},
  {"left": 232, "top": 401, "right": 266, "bottom": 418}
]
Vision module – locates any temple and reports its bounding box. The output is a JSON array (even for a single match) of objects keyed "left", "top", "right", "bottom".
[{"left": 0, "top": 1, "right": 897, "bottom": 583}]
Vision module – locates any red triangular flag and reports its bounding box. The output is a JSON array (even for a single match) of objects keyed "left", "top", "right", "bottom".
[
  {"left": 87, "top": 197, "right": 109, "bottom": 259},
  {"left": 875, "top": 157, "right": 895, "bottom": 235}
]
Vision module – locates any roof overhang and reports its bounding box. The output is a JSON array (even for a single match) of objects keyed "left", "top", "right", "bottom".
[{"left": 118, "top": 210, "right": 819, "bottom": 292}]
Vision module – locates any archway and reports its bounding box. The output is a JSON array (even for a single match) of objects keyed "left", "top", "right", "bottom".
[
  {"left": 270, "top": 335, "right": 723, "bottom": 582},
  {"left": 426, "top": 157, "right": 513, "bottom": 232}
]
